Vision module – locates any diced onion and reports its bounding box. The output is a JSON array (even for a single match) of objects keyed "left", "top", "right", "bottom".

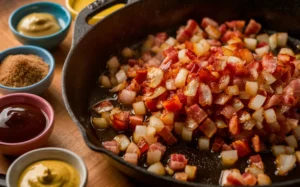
[
  {"left": 276, "top": 154, "right": 296, "bottom": 176},
  {"left": 264, "top": 108, "right": 277, "bottom": 124},
  {"left": 165, "top": 79, "right": 177, "bottom": 90},
  {"left": 185, "top": 118, "right": 199, "bottom": 131},
  {"left": 285, "top": 135, "right": 298, "bottom": 148},
  {"left": 147, "top": 67, "right": 164, "bottom": 88},
  {"left": 126, "top": 142, "right": 141, "bottom": 158},
  {"left": 193, "top": 39, "right": 210, "bottom": 56},
  {"left": 143, "top": 135, "right": 158, "bottom": 145},
  {"left": 239, "top": 91, "right": 251, "bottom": 100},
  {"left": 133, "top": 125, "right": 147, "bottom": 143},
  {"left": 110, "top": 74, "right": 119, "bottom": 86},
  {"left": 185, "top": 165, "right": 197, "bottom": 180},
  {"left": 147, "top": 162, "right": 166, "bottom": 176},
  {"left": 174, "top": 122, "right": 184, "bottom": 135},
  {"left": 107, "top": 56, "right": 120, "bottom": 74},
  {"left": 99, "top": 75, "right": 112, "bottom": 88},
  {"left": 184, "top": 79, "right": 199, "bottom": 96},
  {"left": 198, "top": 137, "right": 210, "bottom": 151},
  {"left": 146, "top": 126, "right": 157, "bottom": 137},
  {"left": 115, "top": 69, "right": 127, "bottom": 84},
  {"left": 269, "top": 33, "right": 277, "bottom": 50},
  {"left": 147, "top": 150, "right": 162, "bottom": 165},
  {"left": 143, "top": 86, "right": 166, "bottom": 100},
  {"left": 165, "top": 165, "right": 175, "bottom": 175},
  {"left": 279, "top": 48, "right": 294, "bottom": 56},
  {"left": 216, "top": 119, "right": 227, "bottom": 128},
  {"left": 182, "top": 126, "right": 193, "bottom": 141},
  {"left": 149, "top": 116, "right": 164, "bottom": 132},
  {"left": 248, "top": 95, "right": 266, "bottom": 110},
  {"left": 113, "top": 134, "right": 130, "bottom": 151},
  {"left": 221, "top": 150, "right": 238, "bottom": 166},
  {"left": 245, "top": 81, "right": 258, "bottom": 96},
  {"left": 261, "top": 71, "right": 276, "bottom": 85},
  {"left": 293, "top": 126, "right": 300, "bottom": 140},
  {"left": 133, "top": 101, "right": 147, "bottom": 115},
  {"left": 165, "top": 37, "right": 177, "bottom": 46},
  {"left": 257, "top": 174, "right": 272, "bottom": 185},
  {"left": 161, "top": 112, "right": 174, "bottom": 126},
  {"left": 228, "top": 56, "right": 243, "bottom": 64},
  {"left": 119, "top": 89, "right": 136, "bottom": 105},
  {"left": 244, "top": 38, "right": 257, "bottom": 50},
  {"left": 277, "top": 32, "right": 288, "bottom": 47},
  {"left": 295, "top": 151, "right": 300, "bottom": 164},
  {"left": 252, "top": 107, "right": 264, "bottom": 122},
  {"left": 175, "top": 68, "right": 189, "bottom": 88},
  {"left": 205, "top": 25, "right": 221, "bottom": 39},
  {"left": 272, "top": 145, "right": 286, "bottom": 156},
  {"left": 91, "top": 117, "right": 109, "bottom": 129},
  {"left": 122, "top": 47, "right": 135, "bottom": 58},
  {"left": 225, "top": 85, "right": 239, "bottom": 96},
  {"left": 109, "top": 82, "right": 128, "bottom": 92},
  {"left": 245, "top": 166, "right": 264, "bottom": 177},
  {"left": 256, "top": 33, "right": 269, "bottom": 44},
  {"left": 178, "top": 49, "right": 189, "bottom": 63},
  {"left": 255, "top": 46, "right": 270, "bottom": 58}
]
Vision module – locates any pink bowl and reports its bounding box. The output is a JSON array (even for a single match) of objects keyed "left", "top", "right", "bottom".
[{"left": 0, "top": 93, "right": 54, "bottom": 156}]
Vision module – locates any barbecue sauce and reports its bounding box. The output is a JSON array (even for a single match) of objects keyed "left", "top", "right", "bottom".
[{"left": 0, "top": 103, "right": 47, "bottom": 143}]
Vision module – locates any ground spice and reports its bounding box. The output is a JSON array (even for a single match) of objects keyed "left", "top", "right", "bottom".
[{"left": 0, "top": 54, "right": 49, "bottom": 87}]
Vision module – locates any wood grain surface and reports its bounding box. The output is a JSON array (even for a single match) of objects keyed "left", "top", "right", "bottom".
[{"left": 0, "top": 0, "right": 132, "bottom": 186}]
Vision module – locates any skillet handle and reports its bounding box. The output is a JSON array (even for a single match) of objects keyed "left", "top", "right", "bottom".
[{"left": 73, "top": 0, "right": 139, "bottom": 46}]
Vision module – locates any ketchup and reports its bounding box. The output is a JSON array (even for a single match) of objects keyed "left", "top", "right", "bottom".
[{"left": 0, "top": 103, "right": 47, "bottom": 143}]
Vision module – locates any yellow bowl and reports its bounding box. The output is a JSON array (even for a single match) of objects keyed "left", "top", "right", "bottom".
[{"left": 65, "top": 0, "right": 125, "bottom": 24}]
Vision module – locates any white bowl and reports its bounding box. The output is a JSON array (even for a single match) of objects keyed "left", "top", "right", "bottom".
[{"left": 6, "top": 147, "right": 87, "bottom": 187}]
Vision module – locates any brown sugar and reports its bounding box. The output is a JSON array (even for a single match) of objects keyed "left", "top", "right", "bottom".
[{"left": 0, "top": 54, "right": 49, "bottom": 87}]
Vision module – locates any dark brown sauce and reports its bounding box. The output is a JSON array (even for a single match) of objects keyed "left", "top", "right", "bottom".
[{"left": 0, "top": 103, "right": 47, "bottom": 143}]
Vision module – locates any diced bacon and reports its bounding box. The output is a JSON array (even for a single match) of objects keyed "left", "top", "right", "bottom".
[
  {"left": 226, "top": 20, "right": 245, "bottom": 31},
  {"left": 257, "top": 41, "right": 268, "bottom": 48},
  {"left": 262, "top": 53, "right": 277, "bottom": 73},
  {"left": 248, "top": 155, "right": 264, "bottom": 169},
  {"left": 264, "top": 95, "right": 282, "bottom": 109},
  {"left": 168, "top": 154, "right": 188, "bottom": 171},
  {"left": 127, "top": 79, "right": 140, "bottom": 92},
  {"left": 160, "top": 48, "right": 179, "bottom": 71},
  {"left": 186, "top": 104, "right": 207, "bottom": 124},
  {"left": 214, "top": 93, "right": 231, "bottom": 105},
  {"left": 221, "top": 105, "right": 235, "bottom": 119},
  {"left": 201, "top": 17, "right": 219, "bottom": 28},
  {"left": 146, "top": 57, "right": 161, "bottom": 67},
  {"left": 232, "top": 140, "right": 251, "bottom": 157},
  {"left": 287, "top": 79, "right": 300, "bottom": 97},
  {"left": 227, "top": 171, "right": 246, "bottom": 186},
  {"left": 112, "top": 111, "right": 130, "bottom": 131},
  {"left": 124, "top": 153, "right": 138, "bottom": 165},
  {"left": 92, "top": 100, "right": 113, "bottom": 114},
  {"left": 149, "top": 142, "right": 166, "bottom": 155},
  {"left": 142, "top": 52, "right": 152, "bottom": 62},
  {"left": 229, "top": 114, "right": 240, "bottom": 135},
  {"left": 129, "top": 115, "right": 143, "bottom": 130},
  {"left": 207, "top": 39, "right": 222, "bottom": 46},
  {"left": 177, "top": 88, "right": 187, "bottom": 105},
  {"left": 186, "top": 49, "right": 197, "bottom": 60},
  {"left": 177, "top": 19, "right": 198, "bottom": 43},
  {"left": 199, "top": 118, "right": 217, "bottom": 138},
  {"left": 134, "top": 69, "right": 147, "bottom": 84},
  {"left": 222, "top": 144, "right": 233, "bottom": 151},
  {"left": 242, "top": 172, "right": 257, "bottom": 186},
  {"left": 144, "top": 98, "right": 158, "bottom": 112},
  {"left": 222, "top": 30, "right": 243, "bottom": 43},
  {"left": 251, "top": 135, "right": 261, "bottom": 153},
  {"left": 218, "top": 24, "right": 227, "bottom": 34},
  {"left": 137, "top": 138, "right": 149, "bottom": 154},
  {"left": 158, "top": 127, "right": 178, "bottom": 145},
  {"left": 155, "top": 32, "right": 168, "bottom": 46},
  {"left": 245, "top": 19, "right": 261, "bottom": 36},
  {"left": 163, "top": 94, "right": 183, "bottom": 112},
  {"left": 102, "top": 140, "right": 120, "bottom": 155},
  {"left": 212, "top": 137, "right": 225, "bottom": 152},
  {"left": 198, "top": 69, "right": 218, "bottom": 83}
]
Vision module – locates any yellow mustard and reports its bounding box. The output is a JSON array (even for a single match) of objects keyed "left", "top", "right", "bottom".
[
  {"left": 18, "top": 160, "right": 80, "bottom": 187},
  {"left": 71, "top": 0, "right": 125, "bottom": 24},
  {"left": 17, "top": 13, "right": 61, "bottom": 37}
]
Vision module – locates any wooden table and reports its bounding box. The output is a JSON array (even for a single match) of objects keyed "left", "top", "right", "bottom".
[{"left": 0, "top": 0, "right": 132, "bottom": 186}]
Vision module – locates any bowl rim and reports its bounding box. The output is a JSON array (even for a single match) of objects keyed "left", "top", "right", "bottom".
[
  {"left": 0, "top": 93, "right": 55, "bottom": 146},
  {"left": 8, "top": 1, "right": 72, "bottom": 40},
  {"left": 6, "top": 147, "right": 88, "bottom": 187},
  {"left": 0, "top": 45, "right": 55, "bottom": 91}
]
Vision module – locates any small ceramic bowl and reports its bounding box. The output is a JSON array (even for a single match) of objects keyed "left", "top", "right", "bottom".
[
  {"left": 9, "top": 2, "right": 71, "bottom": 49},
  {"left": 0, "top": 45, "right": 55, "bottom": 95},
  {"left": 65, "top": 0, "right": 125, "bottom": 24},
  {"left": 6, "top": 147, "right": 87, "bottom": 187},
  {"left": 0, "top": 93, "right": 55, "bottom": 156}
]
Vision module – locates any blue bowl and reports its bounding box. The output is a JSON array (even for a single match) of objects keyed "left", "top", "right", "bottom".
[
  {"left": 0, "top": 45, "right": 55, "bottom": 95},
  {"left": 9, "top": 2, "right": 71, "bottom": 49}
]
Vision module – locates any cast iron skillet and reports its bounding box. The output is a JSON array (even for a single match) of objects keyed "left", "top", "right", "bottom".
[{"left": 62, "top": 0, "right": 300, "bottom": 186}]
